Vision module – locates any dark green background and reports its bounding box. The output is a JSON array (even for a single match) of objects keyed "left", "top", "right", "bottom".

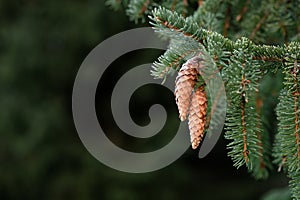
[{"left": 0, "top": 0, "right": 289, "bottom": 199}]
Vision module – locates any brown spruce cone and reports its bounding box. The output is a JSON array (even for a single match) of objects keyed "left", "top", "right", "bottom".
[
  {"left": 188, "top": 86, "right": 207, "bottom": 149},
  {"left": 175, "top": 59, "right": 199, "bottom": 121}
]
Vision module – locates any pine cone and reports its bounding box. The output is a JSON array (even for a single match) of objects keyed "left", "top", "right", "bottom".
[
  {"left": 175, "top": 59, "right": 199, "bottom": 121},
  {"left": 188, "top": 86, "right": 207, "bottom": 149}
]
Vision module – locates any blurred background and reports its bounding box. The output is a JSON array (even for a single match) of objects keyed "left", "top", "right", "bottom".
[{"left": 0, "top": 0, "right": 290, "bottom": 199}]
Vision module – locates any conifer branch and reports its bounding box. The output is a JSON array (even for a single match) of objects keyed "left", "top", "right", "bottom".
[
  {"left": 274, "top": 42, "right": 300, "bottom": 198},
  {"left": 151, "top": 39, "right": 203, "bottom": 79},
  {"left": 150, "top": 7, "right": 289, "bottom": 63},
  {"left": 255, "top": 97, "right": 266, "bottom": 172},
  {"left": 292, "top": 60, "right": 300, "bottom": 159},
  {"left": 149, "top": 6, "right": 300, "bottom": 198},
  {"left": 205, "top": 84, "right": 223, "bottom": 130},
  {"left": 107, "top": 1, "right": 300, "bottom": 198},
  {"left": 126, "top": 0, "right": 151, "bottom": 22},
  {"left": 252, "top": 92, "right": 272, "bottom": 180},
  {"left": 151, "top": 47, "right": 194, "bottom": 79}
]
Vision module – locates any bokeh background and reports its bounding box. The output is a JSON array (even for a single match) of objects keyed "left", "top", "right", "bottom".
[{"left": 0, "top": 0, "right": 290, "bottom": 199}]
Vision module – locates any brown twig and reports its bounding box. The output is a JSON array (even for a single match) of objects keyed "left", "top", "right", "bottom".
[
  {"left": 252, "top": 56, "right": 283, "bottom": 62},
  {"left": 241, "top": 96, "right": 249, "bottom": 164},
  {"left": 279, "top": 21, "right": 288, "bottom": 45},
  {"left": 250, "top": 12, "right": 268, "bottom": 40},
  {"left": 158, "top": 17, "right": 203, "bottom": 43},
  {"left": 138, "top": 0, "right": 150, "bottom": 16},
  {"left": 198, "top": 0, "right": 203, "bottom": 7},
  {"left": 171, "top": 0, "right": 177, "bottom": 11},
  {"left": 182, "top": 0, "right": 188, "bottom": 16},
  {"left": 241, "top": 65, "right": 249, "bottom": 164},
  {"left": 278, "top": 156, "right": 287, "bottom": 172},
  {"left": 224, "top": 6, "right": 231, "bottom": 37},
  {"left": 236, "top": 0, "right": 251, "bottom": 22}
]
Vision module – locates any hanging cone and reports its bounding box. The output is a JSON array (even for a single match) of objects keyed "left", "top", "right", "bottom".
[
  {"left": 188, "top": 85, "right": 207, "bottom": 149},
  {"left": 175, "top": 59, "right": 199, "bottom": 121}
]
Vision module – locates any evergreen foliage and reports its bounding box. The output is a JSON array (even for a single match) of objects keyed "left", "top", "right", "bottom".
[{"left": 107, "top": 0, "right": 300, "bottom": 199}]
